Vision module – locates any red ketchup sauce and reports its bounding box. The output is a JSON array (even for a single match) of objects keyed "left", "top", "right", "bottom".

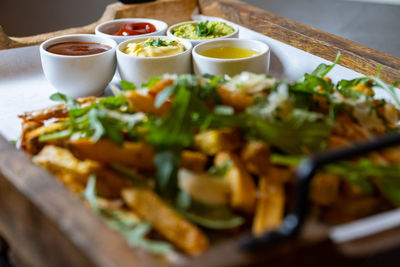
[
  {"left": 113, "top": 22, "right": 156, "bottom": 36},
  {"left": 47, "top": 42, "right": 111, "bottom": 56}
]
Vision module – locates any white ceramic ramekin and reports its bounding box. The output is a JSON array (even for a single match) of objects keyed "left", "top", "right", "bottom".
[
  {"left": 167, "top": 20, "right": 239, "bottom": 47},
  {"left": 116, "top": 36, "right": 192, "bottom": 86},
  {"left": 40, "top": 34, "right": 117, "bottom": 98},
  {"left": 192, "top": 38, "right": 270, "bottom": 77},
  {"left": 95, "top": 18, "right": 168, "bottom": 44}
]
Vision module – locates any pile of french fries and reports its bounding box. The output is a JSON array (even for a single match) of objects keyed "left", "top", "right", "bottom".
[{"left": 18, "top": 74, "right": 400, "bottom": 256}]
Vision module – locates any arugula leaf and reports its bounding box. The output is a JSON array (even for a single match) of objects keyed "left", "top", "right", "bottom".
[
  {"left": 245, "top": 108, "right": 332, "bottom": 155},
  {"left": 208, "top": 159, "right": 233, "bottom": 176},
  {"left": 176, "top": 192, "right": 244, "bottom": 229},
  {"left": 270, "top": 154, "right": 400, "bottom": 204},
  {"left": 121, "top": 222, "right": 172, "bottom": 254},
  {"left": 98, "top": 95, "right": 128, "bottom": 110},
  {"left": 141, "top": 77, "right": 161, "bottom": 88},
  {"left": 270, "top": 154, "right": 303, "bottom": 166},
  {"left": 145, "top": 75, "right": 210, "bottom": 149},
  {"left": 196, "top": 21, "right": 215, "bottom": 37},
  {"left": 120, "top": 80, "right": 137, "bottom": 91},
  {"left": 38, "top": 128, "right": 72, "bottom": 142},
  {"left": 50, "top": 92, "right": 80, "bottom": 110},
  {"left": 311, "top": 52, "right": 341, "bottom": 78},
  {"left": 294, "top": 52, "right": 340, "bottom": 96},
  {"left": 154, "top": 150, "right": 181, "bottom": 199},
  {"left": 84, "top": 175, "right": 100, "bottom": 213},
  {"left": 294, "top": 74, "right": 335, "bottom": 95},
  {"left": 82, "top": 176, "right": 172, "bottom": 255},
  {"left": 110, "top": 163, "right": 152, "bottom": 188}
]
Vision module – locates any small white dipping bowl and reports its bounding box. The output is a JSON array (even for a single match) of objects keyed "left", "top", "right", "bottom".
[
  {"left": 117, "top": 36, "right": 192, "bottom": 86},
  {"left": 95, "top": 18, "right": 168, "bottom": 44},
  {"left": 167, "top": 20, "right": 238, "bottom": 46},
  {"left": 40, "top": 34, "right": 117, "bottom": 98},
  {"left": 192, "top": 38, "right": 270, "bottom": 77}
]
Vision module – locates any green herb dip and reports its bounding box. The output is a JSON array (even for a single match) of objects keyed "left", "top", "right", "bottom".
[{"left": 172, "top": 21, "right": 234, "bottom": 40}]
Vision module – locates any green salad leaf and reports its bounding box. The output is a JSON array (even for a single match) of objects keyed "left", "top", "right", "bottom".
[
  {"left": 208, "top": 159, "right": 233, "bottom": 177},
  {"left": 271, "top": 154, "right": 400, "bottom": 205},
  {"left": 176, "top": 192, "right": 244, "bottom": 229},
  {"left": 120, "top": 80, "right": 137, "bottom": 91}
]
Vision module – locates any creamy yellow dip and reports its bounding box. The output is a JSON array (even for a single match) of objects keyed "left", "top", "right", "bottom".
[{"left": 124, "top": 38, "right": 185, "bottom": 57}]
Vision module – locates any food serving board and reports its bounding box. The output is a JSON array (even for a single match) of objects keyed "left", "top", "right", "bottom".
[{"left": 1, "top": 1, "right": 400, "bottom": 266}]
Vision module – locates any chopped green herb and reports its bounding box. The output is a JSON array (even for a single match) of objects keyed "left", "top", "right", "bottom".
[
  {"left": 208, "top": 159, "right": 233, "bottom": 177},
  {"left": 145, "top": 39, "right": 175, "bottom": 47},
  {"left": 195, "top": 21, "right": 215, "bottom": 37}
]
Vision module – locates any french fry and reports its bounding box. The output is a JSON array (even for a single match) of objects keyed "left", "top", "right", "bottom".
[
  {"left": 181, "top": 150, "right": 208, "bottom": 172},
  {"left": 33, "top": 145, "right": 99, "bottom": 182},
  {"left": 194, "top": 128, "right": 241, "bottom": 156},
  {"left": 69, "top": 139, "right": 155, "bottom": 170},
  {"left": 20, "top": 120, "right": 43, "bottom": 152},
  {"left": 214, "top": 152, "right": 256, "bottom": 213},
  {"left": 309, "top": 173, "right": 340, "bottom": 206},
  {"left": 323, "top": 196, "right": 386, "bottom": 223},
  {"left": 148, "top": 79, "right": 174, "bottom": 96},
  {"left": 240, "top": 141, "right": 270, "bottom": 176},
  {"left": 94, "top": 167, "right": 131, "bottom": 198},
  {"left": 178, "top": 169, "right": 230, "bottom": 205},
  {"left": 125, "top": 90, "right": 171, "bottom": 116},
  {"left": 18, "top": 96, "right": 97, "bottom": 122},
  {"left": 122, "top": 188, "right": 209, "bottom": 256},
  {"left": 252, "top": 177, "right": 284, "bottom": 236},
  {"left": 69, "top": 139, "right": 206, "bottom": 172},
  {"left": 33, "top": 145, "right": 98, "bottom": 193},
  {"left": 217, "top": 85, "right": 253, "bottom": 111},
  {"left": 23, "top": 122, "right": 66, "bottom": 155},
  {"left": 267, "top": 166, "right": 293, "bottom": 184},
  {"left": 33, "top": 145, "right": 130, "bottom": 198}
]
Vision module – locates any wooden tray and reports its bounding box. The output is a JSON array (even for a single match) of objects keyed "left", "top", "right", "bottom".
[{"left": 1, "top": 1, "right": 400, "bottom": 266}]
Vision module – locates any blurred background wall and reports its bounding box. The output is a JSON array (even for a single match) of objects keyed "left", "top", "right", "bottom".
[{"left": 0, "top": 0, "right": 399, "bottom": 56}]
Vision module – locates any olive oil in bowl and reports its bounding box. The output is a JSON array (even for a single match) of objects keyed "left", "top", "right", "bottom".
[{"left": 200, "top": 46, "right": 259, "bottom": 59}]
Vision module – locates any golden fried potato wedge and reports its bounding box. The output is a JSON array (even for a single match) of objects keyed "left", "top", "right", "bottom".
[
  {"left": 18, "top": 96, "right": 97, "bottom": 122},
  {"left": 309, "top": 173, "right": 340, "bottom": 206},
  {"left": 33, "top": 145, "right": 99, "bottom": 182},
  {"left": 267, "top": 166, "right": 293, "bottom": 184},
  {"left": 69, "top": 139, "right": 155, "bottom": 170},
  {"left": 252, "top": 177, "right": 284, "bottom": 236},
  {"left": 148, "top": 79, "right": 174, "bottom": 96},
  {"left": 181, "top": 150, "right": 208, "bottom": 172},
  {"left": 33, "top": 145, "right": 130, "bottom": 198},
  {"left": 125, "top": 91, "right": 171, "bottom": 116},
  {"left": 178, "top": 169, "right": 230, "bottom": 205},
  {"left": 122, "top": 188, "right": 209, "bottom": 256},
  {"left": 70, "top": 139, "right": 208, "bottom": 173},
  {"left": 240, "top": 141, "right": 270, "bottom": 176},
  {"left": 214, "top": 152, "right": 256, "bottom": 213},
  {"left": 23, "top": 122, "right": 66, "bottom": 155},
  {"left": 217, "top": 85, "right": 253, "bottom": 112},
  {"left": 194, "top": 128, "right": 241, "bottom": 156}
]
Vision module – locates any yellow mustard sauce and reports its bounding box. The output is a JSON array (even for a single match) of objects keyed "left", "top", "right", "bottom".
[{"left": 200, "top": 46, "right": 260, "bottom": 59}]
